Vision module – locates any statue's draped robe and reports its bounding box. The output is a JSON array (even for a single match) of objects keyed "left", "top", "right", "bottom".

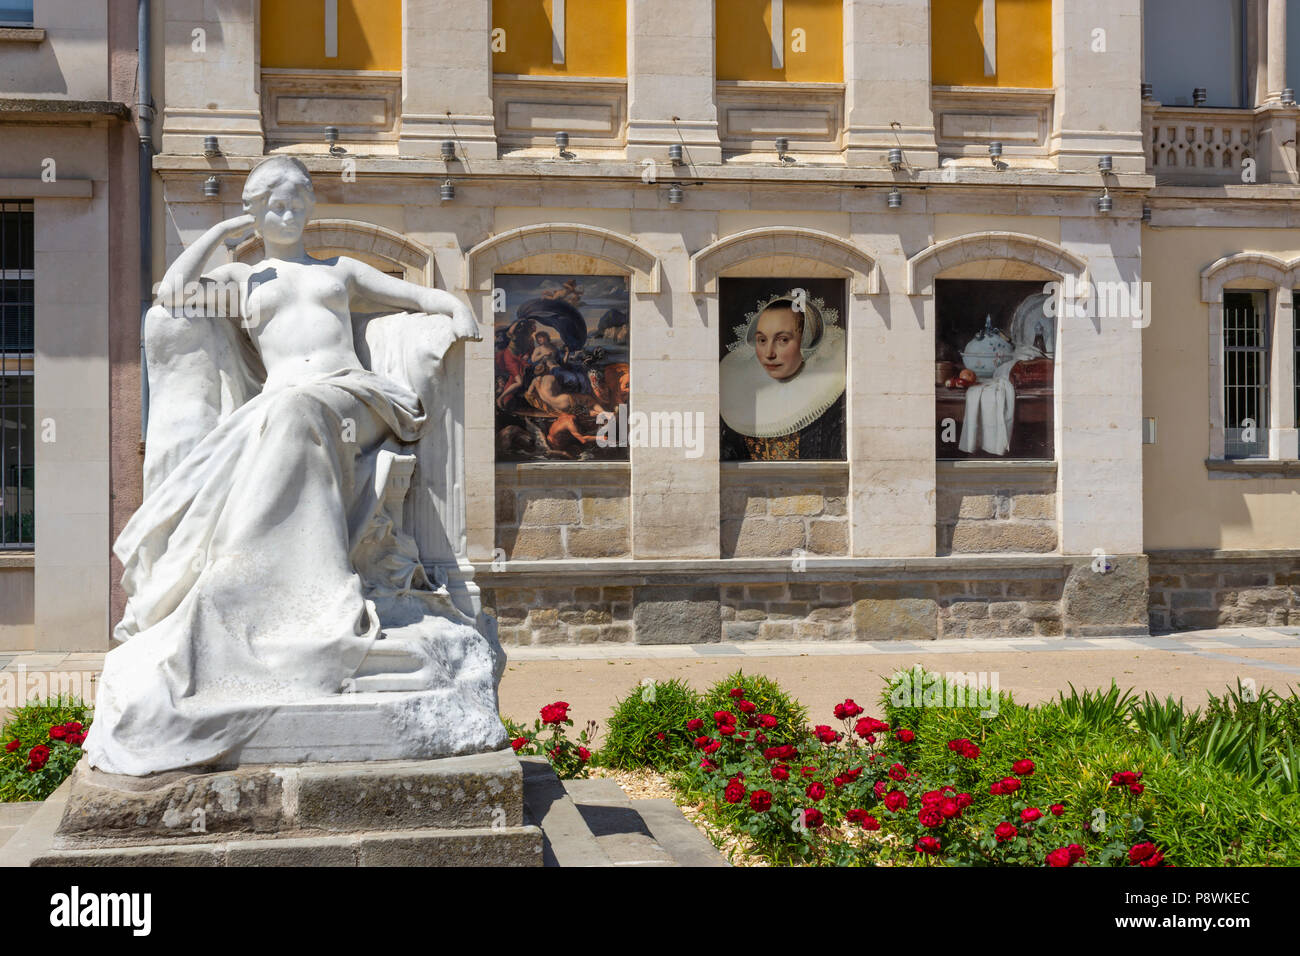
[{"left": 84, "top": 296, "right": 495, "bottom": 776}]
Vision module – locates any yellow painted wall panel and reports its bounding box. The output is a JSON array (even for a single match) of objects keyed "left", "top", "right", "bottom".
[
  {"left": 716, "top": 0, "right": 842, "bottom": 83},
  {"left": 932, "top": 0, "right": 1051, "bottom": 89},
  {"left": 1143, "top": 227, "right": 1300, "bottom": 550},
  {"left": 262, "top": 0, "right": 403, "bottom": 72},
  {"left": 492, "top": 0, "right": 627, "bottom": 78}
]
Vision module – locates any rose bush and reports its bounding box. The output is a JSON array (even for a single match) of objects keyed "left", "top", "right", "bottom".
[
  {"left": 504, "top": 702, "right": 597, "bottom": 780},
  {"left": 0, "top": 698, "right": 93, "bottom": 802}
]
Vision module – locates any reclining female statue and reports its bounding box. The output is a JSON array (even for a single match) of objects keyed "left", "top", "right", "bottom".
[{"left": 83, "top": 156, "right": 506, "bottom": 776}]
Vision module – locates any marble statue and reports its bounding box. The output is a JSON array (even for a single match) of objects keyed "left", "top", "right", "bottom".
[{"left": 83, "top": 156, "right": 507, "bottom": 776}]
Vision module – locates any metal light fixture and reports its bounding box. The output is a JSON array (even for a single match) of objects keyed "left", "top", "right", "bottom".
[
  {"left": 989, "top": 141, "right": 1005, "bottom": 169},
  {"left": 554, "top": 131, "right": 570, "bottom": 157},
  {"left": 325, "top": 126, "right": 341, "bottom": 153},
  {"left": 203, "top": 175, "right": 220, "bottom": 198},
  {"left": 1284, "top": 88, "right": 1297, "bottom": 106},
  {"left": 887, "top": 187, "right": 903, "bottom": 209},
  {"left": 1141, "top": 205, "right": 1152, "bottom": 223},
  {"left": 1193, "top": 88, "right": 1207, "bottom": 107},
  {"left": 440, "top": 140, "right": 456, "bottom": 161},
  {"left": 668, "top": 143, "right": 684, "bottom": 165},
  {"left": 1098, "top": 155, "right": 1113, "bottom": 173},
  {"left": 668, "top": 183, "right": 684, "bottom": 205},
  {"left": 1141, "top": 83, "right": 1154, "bottom": 100},
  {"left": 440, "top": 179, "right": 455, "bottom": 201},
  {"left": 203, "top": 135, "right": 221, "bottom": 158},
  {"left": 1097, "top": 188, "right": 1112, "bottom": 214},
  {"left": 775, "top": 137, "right": 791, "bottom": 162},
  {"left": 888, "top": 147, "right": 904, "bottom": 170}
]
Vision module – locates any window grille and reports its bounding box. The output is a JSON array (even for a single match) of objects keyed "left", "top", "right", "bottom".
[
  {"left": 1223, "top": 290, "right": 1269, "bottom": 459},
  {"left": 1, "top": 201, "right": 33, "bottom": 547}
]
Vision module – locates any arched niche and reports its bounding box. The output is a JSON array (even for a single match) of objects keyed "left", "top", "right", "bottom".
[
  {"left": 464, "top": 223, "right": 660, "bottom": 293},
  {"left": 906, "top": 231, "right": 1089, "bottom": 295},
  {"left": 690, "top": 226, "right": 879, "bottom": 295}
]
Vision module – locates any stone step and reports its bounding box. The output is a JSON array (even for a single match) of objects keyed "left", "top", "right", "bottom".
[
  {"left": 562, "top": 778, "right": 677, "bottom": 867},
  {"left": 519, "top": 757, "right": 611, "bottom": 867},
  {"left": 634, "top": 799, "right": 730, "bottom": 867}
]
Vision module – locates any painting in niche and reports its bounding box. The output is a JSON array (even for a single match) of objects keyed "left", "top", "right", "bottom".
[
  {"left": 935, "top": 279, "right": 1056, "bottom": 460},
  {"left": 494, "top": 274, "right": 631, "bottom": 463},
  {"left": 719, "top": 277, "right": 847, "bottom": 461}
]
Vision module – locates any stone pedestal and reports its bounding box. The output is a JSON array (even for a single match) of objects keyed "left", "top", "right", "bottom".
[{"left": 27, "top": 750, "right": 542, "bottom": 867}]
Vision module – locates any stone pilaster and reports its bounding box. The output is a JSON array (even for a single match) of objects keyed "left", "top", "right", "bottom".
[
  {"left": 160, "top": 0, "right": 263, "bottom": 156},
  {"left": 399, "top": 0, "right": 497, "bottom": 160},
  {"left": 626, "top": 0, "right": 722, "bottom": 164},
  {"left": 1049, "top": 0, "right": 1145, "bottom": 173},
  {"left": 843, "top": 0, "right": 938, "bottom": 169}
]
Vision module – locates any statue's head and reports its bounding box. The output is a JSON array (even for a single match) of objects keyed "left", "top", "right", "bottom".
[{"left": 242, "top": 156, "right": 315, "bottom": 246}]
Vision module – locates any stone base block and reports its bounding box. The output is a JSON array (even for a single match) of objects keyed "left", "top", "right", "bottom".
[{"left": 21, "top": 749, "right": 542, "bottom": 866}]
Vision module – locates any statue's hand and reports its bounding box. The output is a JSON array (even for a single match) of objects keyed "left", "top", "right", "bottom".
[
  {"left": 448, "top": 302, "right": 482, "bottom": 343},
  {"left": 218, "top": 214, "right": 257, "bottom": 244}
]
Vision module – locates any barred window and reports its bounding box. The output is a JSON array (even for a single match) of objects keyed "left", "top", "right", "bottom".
[
  {"left": 0, "top": 2, "right": 32, "bottom": 26},
  {"left": 1222, "top": 290, "right": 1269, "bottom": 459},
  {"left": 1, "top": 201, "right": 33, "bottom": 548}
]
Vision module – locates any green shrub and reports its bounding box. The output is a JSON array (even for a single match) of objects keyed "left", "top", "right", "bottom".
[
  {"left": 700, "top": 670, "right": 808, "bottom": 746},
  {"left": 0, "top": 696, "right": 92, "bottom": 802},
  {"left": 601, "top": 678, "right": 702, "bottom": 771}
]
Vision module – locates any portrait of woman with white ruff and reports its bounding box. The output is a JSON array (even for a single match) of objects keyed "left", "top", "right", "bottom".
[{"left": 719, "top": 280, "right": 847, "bottom": 461}]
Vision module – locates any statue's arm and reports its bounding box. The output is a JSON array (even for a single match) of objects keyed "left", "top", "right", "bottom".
[
  {"left": 341, "top": 256, "right": 481, "bottom": 342},
  {"left": 155, "top": 215, "right": 256, "bottom": 312}
]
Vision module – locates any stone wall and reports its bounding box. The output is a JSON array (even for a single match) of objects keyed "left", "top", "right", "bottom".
[
  {"left": 936, "top": 464, "right": 1058, "bottom": 555},
  {"left": 479, "top": 555, "right": 1151, "bottom": 645},
  {"left": 494, "top": 464, "right": 631, "bottom": 560},
  {"left": 1148, "top": 550, "right": 1300, "bottom": 632},
  {"left": 720, "top": 463, "right": 850, "bottom": 558}
]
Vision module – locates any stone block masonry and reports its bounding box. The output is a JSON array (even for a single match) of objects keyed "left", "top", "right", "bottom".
[
  {"left": 1148, "top": 550, "right": 1300, "bottom": 632},
  {"left": 495, "top": 464, "right": 631, "bottom": 560},
  {"left": 479, "top": 555, "right": 1151, "bottom": 645},
  {"left": 720, "top": 464, "right": 850, "bottom": 558}
]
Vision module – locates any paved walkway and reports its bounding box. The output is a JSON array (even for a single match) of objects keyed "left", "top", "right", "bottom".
[{"left": 4, "top": 628, "right": 1298, "bottom": 740}]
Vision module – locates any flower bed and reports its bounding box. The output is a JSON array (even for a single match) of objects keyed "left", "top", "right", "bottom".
[
  {"left": 507, "top": 670, "right": 1300, "bottom": 866},
  {"left": 0, "top": 698, "right": 93, "bottom": 802}
]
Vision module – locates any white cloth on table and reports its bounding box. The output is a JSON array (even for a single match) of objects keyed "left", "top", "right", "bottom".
[{"left": 958, "top": 345, "right": 1041, "bottom": 456}]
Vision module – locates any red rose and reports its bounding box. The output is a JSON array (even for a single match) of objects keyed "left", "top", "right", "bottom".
[
  {"left": 834, "top": 699, "right": 865, "bottom": 720},
  {"left": 997, "top": 776, "right": 1021, "bottom": 794},
  {"left": 947, "top": 738, "right": 969, "bottom": 752},
  {"left": 888, "top": 763, "right": 908, "bottom": 781},
  {"left": 577, "top": 747, "right": 591, "bottom": 763},
  {"left": 718, "top": 724, "right": 735, "bottom": 736},
  {"left": 1128, "top": 842, "right": 1160, "bottom": 865},
  {"left": 940, "top": 798, "right": 961, "bottom": 819},
  {"left": 860, "top": 814, "right": 881, "bottom": 831},
  {"left": 703, "top": 741, "right": 721, "bottom": 754},
  {"left": 64, "top": 722, "right": 83, "bottom": 734},
  {"left": 686, "top": 718, "right": 704, "bottom": 732},
  {"left": 67, "top": 733, "right": 86, "bottom": 747},
  {"left": 805, "top": 782, "right": 826, "bottom": 801},
  {"left": 750, "top": 789, "right": 772, "bottom": 812},
  {"left": 757, "top": 714, "right": 778, "bottom": 729},
  {"left": 800, "top": 808, "right": 824, "bottom": 829},
  {"left": 1013, "top": 759, "right": 1035, "bottom": 776},
  {"left": 728, "top": 687, "right": 745, "bottom": 698},
  {"left": 1129, "top": 783, "right": 1145, "bottom": 796},
  {"left": 994, "top": 822, "right": 1018, "bottom": 843},
  {"left": 1046, "top": 847, "right": 1073, "bottom": 867},
  {"left": 713, "top": 710, "right": 736, "bottom": 727},
  {"left": 510, "top": 737, "right": 528, "bottom": 752},
  {"left": 960, "top": 741, "right": 980, "bottom": 759},
  {"left": 915, "top": 836, "right": 941, "bottom": 855},
  {"left": 771, "top": 764, "right": 791, "bottom": 781},
  {"left": 724, "top": 780, "right": 746, "bottom": 804},
  {"left": 48, "top": 726, "right": 67, "bottom": 741},
  {"left": 884, "top": 790, "right": 908, "bottom": 812},
  {"left": 841, "top": 766, "right": 863, "bottom": 782},
  {"left": 800, "top": 765, "right": 818, "bottom": 777},
  {"left": 754, "top": 733, "right": 767, "bottom": 744},
  {"left": 4, "top": 739, "right": 19, "bottom": 753},
  {"left": 855, "top": 717, "right": 888, "bottom": 737},
  {"left": 694, "top": 736, "right": 712, "bottom": 749},
  {"left": 1049, "top": 803, "right": 1065, "bottom": 816},
  {"left": 989, "top": 780, "right": 1004, "bottom": 796},
  {"left": 738, "top": 700, "right": 757, "bottom": 714},
  {"left": 1140, "top": 849, "right": 1165, "bottom": 868},
  {"left": 1111, "top": 770, "right": 1141, "bottom": 787},
  {"left": 895, "top": 729, "right": 916, "bottom": 743},
  {"left": 813, "top": 725, "right": 840, "bottom": 744},
  {"left": 540, "top": 702, "right": 570, "bottom": 725},
  {"left": 700, "top": 758, "right": 716, "bottom": 771},
  {"left": 918, "top": 807, "right": 943, "bottom": 828},
  {"left": 955, "top": 792, "right": 973, "bottom": 809},
  {"left": 873, "top": 780, "right": 887, "bottom": 797},
  {"left": 1021, "top": 807, "right": 1043, "bottom": 823},
  {"left": 26, "top": 744, "right": 50, "bottom": 772},
  {"left": 655, "top": 731, "right": 667, "bottom": 742},
  {"left": 921, "top": 790, "right": 943, "bottom": 808},
  {"left": 1067, "top": 843, "right": 1086, "bottom": 863}
]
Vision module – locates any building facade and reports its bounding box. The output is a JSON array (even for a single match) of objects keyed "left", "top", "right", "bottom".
[
  {"left": 0, "top": 0, "right": 140, "bottom": 653},
  {"left": 6, "top": 0, "right": 1300, "bottom": 653}
]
